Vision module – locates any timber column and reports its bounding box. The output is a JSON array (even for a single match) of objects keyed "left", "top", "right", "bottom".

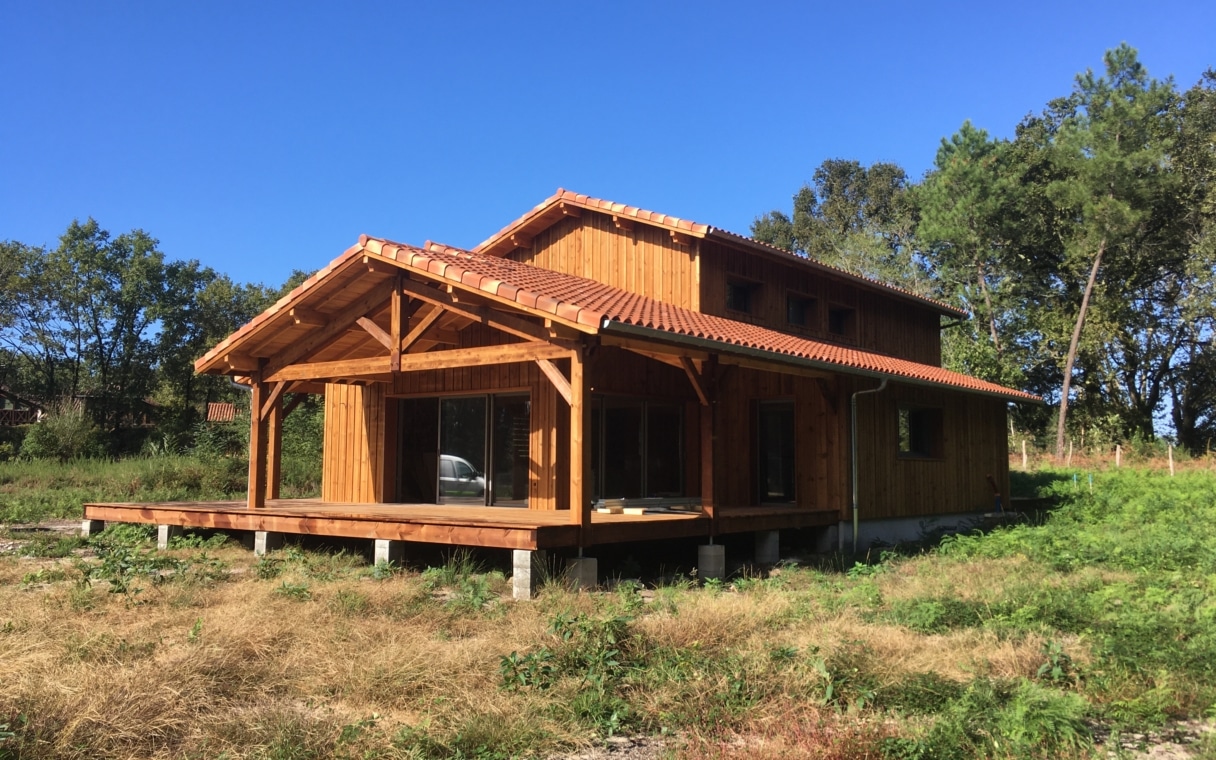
[
  {"left": 567, "top": 345, "right": 597, "bottom": 588},
  {"left": 248, "top": 363, "right": 268, "bottom": 509}
]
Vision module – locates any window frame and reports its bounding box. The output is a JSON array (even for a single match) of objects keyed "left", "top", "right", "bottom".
[
  {"left": 826, "top": 303, "right": 857, "bottom": 341},
  {"left": 726, "top": 278, "right": 759, "bottom": 315},
  {"left": 786, "top": 292, "right": 818, "bottom": 329},
  {"left": 756, "top": 399, "right": 797, "bottom": 505},
  {"left": 897, "top": 405, "right": 944, "bottom": 460}
]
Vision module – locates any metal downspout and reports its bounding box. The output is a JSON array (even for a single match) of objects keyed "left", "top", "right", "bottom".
[{"left": 850, "top": 378, "right": 888, "bottom": 554}]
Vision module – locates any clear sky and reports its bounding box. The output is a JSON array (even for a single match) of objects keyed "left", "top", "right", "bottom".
[{"left": 2, "top": 1, "right": 1213, "bottom": 288}]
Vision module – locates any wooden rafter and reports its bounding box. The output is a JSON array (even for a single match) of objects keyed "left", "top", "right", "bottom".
[
  {"left": 289, "top": 307, "right": 326, "bottom": 327},
  {"left": 612, "top": 215, "right": 634, "bottom": 232},
  {"left": 398, "top": 277, "right": 562, "bottom": 344},
  {"left": 535, "top": 359, "right": 572, "bottom": 405},
  {"left": 261, "top": 280, "right": 398, "bottom": 380}
]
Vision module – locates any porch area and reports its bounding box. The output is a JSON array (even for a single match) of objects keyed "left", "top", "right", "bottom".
[{"left": 82, "top": 499, "right": 837, "bottom": 551}]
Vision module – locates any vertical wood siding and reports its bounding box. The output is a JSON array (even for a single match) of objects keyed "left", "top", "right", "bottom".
[
  {"left": 854, "top": 385, "right": 1010, "bottom": 519},
  {"left": 321, "top": 382, "right": 387, "bottom": 503},
  {"left": 698, "top": 242, "right": 942, "bottom": 366},
  {"left": 508, "top": 214, "right": 700, "bottom": 309}
]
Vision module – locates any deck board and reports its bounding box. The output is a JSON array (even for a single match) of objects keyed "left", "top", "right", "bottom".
[{"left": 83, "top": 499, "right": 838, "bottom": 550}]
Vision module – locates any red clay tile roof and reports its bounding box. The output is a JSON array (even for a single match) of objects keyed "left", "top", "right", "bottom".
[
  {"left": 395, "top": 239, "right": 1035, "bottom": 402},
  {"left": 197, "top": 233, "right": 1035, "bottom": 402},
  {"left": 473, "top": 189, "right": 967, "bottom": 318},
  {"left": 206, "top": 402, "right": 238, "bottom": 423}
]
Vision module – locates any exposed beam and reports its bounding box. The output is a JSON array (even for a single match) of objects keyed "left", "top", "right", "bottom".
[
  {"left": 247, "top": 367, "right": 267, "bottom": 509},
  {"left": 398, "top": 277, "right": 563, "bottom": 344},
  {"left": 559, "top": 202, "right": 581, "bottom": 218},
  {"left": 400, "top": 304, "right": 444, "bottom": 352},
  {"left": 535, "top": 358, "right": 572, "bottom": 406},
  {"left": 600, "top": 334, "right": 710, "bottom": 362},
  {"left": 224, "top": 353, "right": 257, "bottom": 373},
  {"left": 363, "top": 254, "right": 392, "bottom": 274},
  {"left": 389, "top": 276, "right": 405, "bottom": 372},
  {"left": 612, "top": 215, "right": 634, "bottom": 232},
  {"left": 356, "top": 316, "right": 393, "bottom": 351},
  {"left": 259, "top": 380, "right": 289, "bottom": 421},
  {"left": 718, "top": 354, "right": 831, "bottom": 380},
  {"left": 670, "top": 230, "right": 691, "bottom": 247},
  {"left": 289, "top": 307, "right": 326, "bottom": 327},
  {"left": 268, "top": 340, "right": 575, "bottom": 382},
  {"left": 262, "top": 279, "right": 397, "bottom": 380},
  {"left": 681, "top": 357, "right": 710, "bottom": 406},
  {"left": 618, "top": 345, "right": 686, "bottom": 370},
  {"left": 510, "top": 233, "right": 533, "bottom": 249}
]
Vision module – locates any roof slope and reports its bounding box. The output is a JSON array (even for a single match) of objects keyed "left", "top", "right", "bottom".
[
  {"left": 473, "top": 189, "right": 967, "bottom": 318},
  {"left": 199, "top": 235, "right": 1035, "bottom": 403}
]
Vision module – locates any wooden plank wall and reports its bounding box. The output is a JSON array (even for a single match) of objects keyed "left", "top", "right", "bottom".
[
  {"left": 321, "top": 383, "right": 387, "bottom": 503},
  {"left": 508, "top": 213, "right": 700, "bottom": 309},
  {"left": 698, "top": 242, "right": 942, "bottom": 366},
  {"left": 713, "top": 367, "right": 851, "bottom": 513},
  {"left": 854, "top": 384, "right": 1010, "bottom": 519}
]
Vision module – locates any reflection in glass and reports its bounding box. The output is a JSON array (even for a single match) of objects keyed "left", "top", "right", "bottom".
[
  {"left": 646, "top": 404, "right": 683, "bottom": 497},
  {"left": 602, "top": 399, "right": 644, "bottom": 499},
  {"left": 439, "top": 397, "right": 486, "bottom": 505}
]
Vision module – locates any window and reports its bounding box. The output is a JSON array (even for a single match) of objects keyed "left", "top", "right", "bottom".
[
  {"left": 726, "top": 280, "right": 756, "bottom": 314},
  {"left": 590, "top": 398, "right": 685, "bottom": 500},
  {"left": 827, "top": 305, "right": 856, "bottom": 339},
  {"left": 786, "top": 294, "right": 817, "bottom": 328},
  {"left": 898, "top": 406, "right": 943, "bottom": 458},
  {"left": 757, "top": 401, "right": 796, "bottom": 503}
]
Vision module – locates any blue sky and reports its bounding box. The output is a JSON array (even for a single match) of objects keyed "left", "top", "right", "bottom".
[{"left": 2, "top": 1, "right": 1214, "bottom": 288}]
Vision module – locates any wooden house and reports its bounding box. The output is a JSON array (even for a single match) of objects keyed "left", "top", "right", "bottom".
[{"left": 85, "top": 190, "right": 1037, "bottom": 595}]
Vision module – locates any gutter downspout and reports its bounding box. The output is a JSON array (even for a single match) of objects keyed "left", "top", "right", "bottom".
[{"left": 850, "top": 378, "right": 888, "bottom": 554}]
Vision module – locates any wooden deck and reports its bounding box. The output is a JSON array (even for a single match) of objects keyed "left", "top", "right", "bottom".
[{"left": 83, "top": 500, "right": 838, "bottom": 550}]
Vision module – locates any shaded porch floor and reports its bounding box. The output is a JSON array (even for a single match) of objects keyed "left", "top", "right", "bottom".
[{"left": 83, "top": 500, "right": 839, "bottom": 550}]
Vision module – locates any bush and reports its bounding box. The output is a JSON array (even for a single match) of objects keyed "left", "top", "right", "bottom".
[{"left": 19, "top": 402, "right": 104, "bottom": 462}]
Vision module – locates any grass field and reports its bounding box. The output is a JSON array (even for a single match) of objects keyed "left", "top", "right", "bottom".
[{"left": 1, "top": 466, "right": 1215, "bottom": 759}]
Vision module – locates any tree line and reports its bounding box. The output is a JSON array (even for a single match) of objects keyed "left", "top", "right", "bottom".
[
  {"left": 753, "top": 45, "right": 1216, "bottom": 456},
  {"left": 0, "top": 219, "right": 309, "bottom": 451}
]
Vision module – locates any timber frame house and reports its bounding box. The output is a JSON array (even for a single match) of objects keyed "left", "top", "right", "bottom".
[{"left": 86, "top": 190, "right": 1037, "bottom": 592}]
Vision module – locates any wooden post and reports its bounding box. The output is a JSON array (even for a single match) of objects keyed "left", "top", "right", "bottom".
[
  {"left": 1169, "top": 443, "right": 1175, "bottom": 477},
  {"left": 266, "top": 393, "right": 284, "bottom": 500},
  {"left": 1115, "top": 444, "right": 1122, "bottom": 468},
  {"left": 1021, "top": 439, "right": 1027, "bottom": 470},
  {"left": 568, "top": 349, "right": 587, "bottom": 539},
  {"left": 247, "top": 366, "right": 268, "bottom": 509},
  {"left": 701, "top": 355, "right": 717, "bottom": 536},
  {"left": 390, "top": 275, "right": 404, "bottom": 373},
  {"left": 1066, "top": 440, "right": 1073, "bottom": 468}
]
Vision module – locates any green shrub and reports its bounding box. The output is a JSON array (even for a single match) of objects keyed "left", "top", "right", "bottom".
[{"left": 19, "top": 402, "right": 104, "bottom": 462}]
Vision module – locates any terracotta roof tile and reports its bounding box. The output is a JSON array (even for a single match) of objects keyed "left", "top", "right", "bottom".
[{"left": 403, "top": 239, "right": 1035, "bottom": 402}]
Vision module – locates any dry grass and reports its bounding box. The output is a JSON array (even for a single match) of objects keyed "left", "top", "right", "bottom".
[{"left": 0, "top": 532, "right": 1107, "bottom": 759}]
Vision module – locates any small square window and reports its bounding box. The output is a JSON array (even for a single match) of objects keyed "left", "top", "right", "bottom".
[
  {"left": 727, "top": 280, "right": 755, "bottom": 314},
  {"left": 827, "top": 305, "right": 855, "bottom": 338},
  {"left": 787, "top": 294, "right": 817, "bottom": 327},
  {"left": 898, "top": 407, "right": 942, "bottom": 458}
]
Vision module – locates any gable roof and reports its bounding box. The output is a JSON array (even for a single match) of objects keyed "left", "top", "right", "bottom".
[
  {"left": 197, "top": 235, "right": 1037, "bottom": 403},
  {"left": 473, "top": 189, "right": 967, "bottom": 319}
]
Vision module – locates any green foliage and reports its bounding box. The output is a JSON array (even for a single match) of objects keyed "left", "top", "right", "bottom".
[
  {"left": 19, "top": 402, "right": 104, "bottom": 462},
  {"left": 275, "top": 581, "right": 312, "bottom": 601}
]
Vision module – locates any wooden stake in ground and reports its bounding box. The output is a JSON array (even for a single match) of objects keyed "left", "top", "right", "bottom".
[
  {"left": 1169, "top": 444, "right": 1175, "bottom": 477},
  {"left": 1022, "top": 440, "right": 1028, "bottom": 470},
  {"left": 1067, "top": 441, "right": 1073, "bottom": 468},
  {"left": 1115, "top": 444, "right": 1122, "bottom": 468}
]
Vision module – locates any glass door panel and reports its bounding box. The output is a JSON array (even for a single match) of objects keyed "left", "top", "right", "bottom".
[
  {"left": 491, "top": 395, "right": 530, "bottom": 507},
  {"left": 439, "top": 397, "right": 487, "bottom": 505},
  {"left": 758, "top": 401, "right": 796, "bottom": 503}
]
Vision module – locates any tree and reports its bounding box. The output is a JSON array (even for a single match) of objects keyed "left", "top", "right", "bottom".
[
  {"left": 1036, "top": 44, "right": 1180, "bottom": 457},
  {"left": 752, "top": 159, "right": 931, "bottom": 293}
]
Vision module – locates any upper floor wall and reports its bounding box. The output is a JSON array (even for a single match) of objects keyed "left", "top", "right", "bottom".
[
  {"left": 698, "top": 241, "right": 943, "bottom": 367},
  {"left": 505, "top": 211, "right": 943, "bottom": 367}
]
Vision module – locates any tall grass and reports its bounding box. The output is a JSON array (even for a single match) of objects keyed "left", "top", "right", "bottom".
[
  {"left": 0, "top": 452, "right": 321, "bottom": 524},
  {"left": 1, "top": 468, "right": 1213, "bottom": 758}
]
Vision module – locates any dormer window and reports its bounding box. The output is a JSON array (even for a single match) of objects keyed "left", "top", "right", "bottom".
[
  {"left": 786, "top": 294, "right": 817, "bottom": 328},
  {"left": 827, "top": 305, "right": 856, "bottom": 339},
  {"left": 726, "top": 280, "right": 757, "bottom": 314}
]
